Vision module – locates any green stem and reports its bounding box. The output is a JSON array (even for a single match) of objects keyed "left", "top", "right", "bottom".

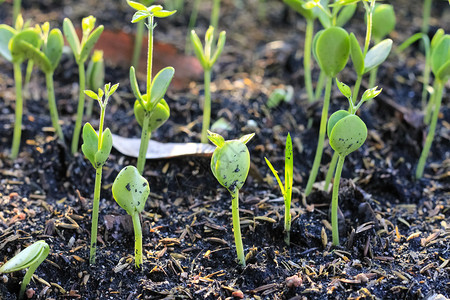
[
  {"left": 368, "top": 66, "right": 378, "bottom": 89},
  {"left": 352, "top": 75, "right": 362, "bottom": 107},
  {"left": 324, "top": 151, "right": 338, "bottom": 191},
  {"left": 421, "top": 0, "right": 432, "bottom": 34},
  {"left": 211, "top": 0, "right": 220, "bottom": 44},
  {"left": 185, "top": 0, "right": 201, "bottom": 54},
  {"left": 231, "top": 189, "right": 245, "bottom": 266},
  {"left": 11, "top": 63, "right": 23, "bottom": 159},
  {"left": 19, "top": 257, "right": 46, "bottom": 300},
  {"left": 421, "top": 59, "right": 431, "bottom": 110},
  {"left": 24, "top": 60, "right": 33, "bottom": 91},
  {"left": 72, "top": 63, "right": 86, "bottom": 153},
  {"left": 132, "top": 213, "right": 143, "bottom": 267},
  {"left": 201, "top": 69, "right": 211, "bottom": 143},
  {"left": 305, "top": 76, "right": 332, "bottom": 196},
  {"left": 424, "top": 79, "right": 438, "bottom": 125},
  {"left": 45, "top": 72, "right": 64, "bottom": 141},
  {"left": 363, "top": 0, "right": 375, "bottom": 57},
  {"left": 416, "top": 80, "right": 443, "bottom": 179},
  {"left": 315, "top": 70, "right": 326, "bottom": 101},
  {"left": 89, "top": 166, "right": 102, "bottom": 265},
  {"left": 332, "top": 154, "right": 345, "bottom": 246},
  {"left": 132, "top": 20, "right": 145, "bottom": 68},
  {"left": 304, "top": 18, "right": 315, "bottom": 103},
  {"left": 147, "top": 15, "right": 154, "bottom": 97},
  {"left": 284, "top": 193, "right": 291, "bottom": 246},
  {"left": 13, "top": 0, "right": 21, "bottom": 26},
  {"left": 137, "top": 112, "right": 151, "bottom": 174}
]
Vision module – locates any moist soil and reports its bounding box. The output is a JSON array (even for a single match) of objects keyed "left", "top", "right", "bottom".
[{"left": 0, "top": 0, "right": 449, "bottom": 299}]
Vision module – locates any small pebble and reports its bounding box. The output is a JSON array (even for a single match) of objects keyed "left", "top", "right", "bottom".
[
  {"left": 232, "top": 290, "right": 244, "bottom": 299},
  {"left": 286, "top": 274, "right": 303, "bottom": 288},
  {"left": 26, "top": 288, "right": 35, "bottom": 299}
]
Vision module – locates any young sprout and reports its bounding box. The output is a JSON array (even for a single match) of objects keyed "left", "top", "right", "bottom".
[
  {"left": 190, "top": 26, "right": 226, "bottom": 143},
  {"left": 208, "top": 131, "right": 254, "bottom": 266},
  {"left": 127, "top": 1, "right": 176, "bottom": 174},
  {"left": 63, "top": 16, "right": 104, "bottom": 154},
  {"left": 416, "top": 34, "right": 450, "bottom": 179},
  {"left": 130, "top": 0, "right": 154, "bottom": 67},
  {"left": 112, "top": 166, "right": 150, "bottom": 268},
  {"left": 304, "top": 26, "right": 350, "bottom": 197},
  {"left": 266, "top": 86, "right": 294, "bottom": 109},
  {"left": 85, "top": 50, "right": 105, "bottom": 118},
  {"left": 10, "top": 22, "right": 65, "bottom": 141},
  {"left": 82, "top": 83, "right": 118, "bottom": 264},
  {"left": 265, "top": 133, "right": 294, "bottom": 245},
  {"left": 327, "top": 81, "right": 381, "bottom": 245},
  {"left": 0, "top": 240, "right": 49, "bottom": 299}
]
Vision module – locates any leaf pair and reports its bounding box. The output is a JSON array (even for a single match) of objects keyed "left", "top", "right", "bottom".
[
  {"left": 0, "top": 240, "right": 49, "bottom": 274},
  {"left": 82, "top": 124, "right": 112, "bottom": 169},
  {"left": 336, "top": 79, "right": 381, "bottom": 112},
  {"left": 127, "top": 1, "right": 176, "bottom": 22},
  {"left": 190, "top": 26, "right": 226, "bottom": 71},
  {"left": 349, "top": 33, "right": 392, "bottom": 76},
  {"left": 63, "top": 16, "right": 104, "bottom": 65}
]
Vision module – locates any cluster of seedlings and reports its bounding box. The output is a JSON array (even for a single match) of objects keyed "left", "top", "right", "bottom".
[{"left": 0, "top": 0, "right": 449, "bottom": 297}]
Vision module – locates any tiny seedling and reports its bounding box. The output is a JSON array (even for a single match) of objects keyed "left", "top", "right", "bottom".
[
  {"left": 190, "top": 26, "right": 226, "bottom": 143},
  {"left": 63, "top": 16, "right": 104, "bottom": 154},
  {"left": 112, "top": 166, "right": 150, "bottom": 268},
  {"left": 0, "top": 240, "right": 49, "bottom": 299},
  {"left": 127, "top": 0, "right": 176, "bottom": 174},
  {"left": 208, "top": 131, "right": 254, "bottom": 266},
  {"left": 82, "top": 83, "right": 118, "bottom": 264},
  {"left": 304, "top": 26, "right": 350, "bottom": 197},
  {"left": 266, "top": 86, "right": 294, "bottom": 109},
  {"left": 86, "top": 50, "right": 105, "bottom": 118},
  {"left": 130, "top": 0, "right": 154, "bottom": 68},
  {"left": 265, "top": 133, "right": 294, "bottom": 245},
  {"left": 328, "top": 80, "right": 381, "bottom": 245},
  {"left": 416, "top": 33, "right": 450, "bottom": 179}
]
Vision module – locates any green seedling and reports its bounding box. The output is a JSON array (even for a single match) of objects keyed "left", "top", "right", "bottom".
[
  {"left": 0, "top": 240, "right": 49, "bottom": 299},
  {"left": 265, "top": 133, "right": 294, "bottom": 245},
  {"left": 127, "top": 1, "right": 176, "bottom": 174},
  {"left": 304, "top": 26, "right": 350, "bottom": 197},
  {"left": 208, "top": 131, "right": 254, "bottom": 266},
  {"left": 86, "top": 50, "right": 105, "bottom": 118},
  {"left": 130, "top": 0, "right": 154, "bottom": 68},
  {"left": 112, "top": 166, "right": 150, "bottom": 268},
  {"left": 266, "top": 86, "right": 294, "bottom": 109},
  {"left": 10, "top": 22, "right": 65, "bottom": 141},
  {"left": 327, "top": 81, "right": 381, "bottom": 245},
  {"left": 63, "top": 16, "right": 104, "bottom": 154},
  {"left": 190, "top": 26, "right": 226, "bottom": 143},
  {"left": 82, "top": 83, "right": 118, "bottom": 264},
  {"left": 416, "top": 33, "right": 450, "bottom": 179}
]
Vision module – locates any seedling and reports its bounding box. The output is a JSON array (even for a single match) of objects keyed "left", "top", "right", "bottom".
[
  {"left": 130, "top": 0, "right": 154, "bottom": 68},
  {"left": 63, "top": 16, "right": 104, "bottom": 154},
  {"left": 127, "top": 1, "right": 176, "bottom": 174},
  {"left": 0, "top": 240, "right": 49, "bottom": 299},
  {"left": 86, "top": 50, "right": 105, "bottom": 118},
  {"left": 416, "top": 33, "right": 450, "bottom": 179},
  {"left": 112, "top": 166, "right": 150, "bottom": 268},
  {"left": 10, "top": 22, "right": 65, "bottom": 141},
  {"left": 208, "top": 131, "right": 254, "bottom": 266},
  {"left": 328, "top": 81, "right": 381, "bottom": 245},
  {"left": 304, "top": 26, "right": 350, "bottom": 196},
  {"left": 265, "top": 133, "right": 293, "bottom": 245},
  {"left": 190, "top": 26, "right": 226, "bottom": 143},
  {"left": 82, "top": 83, "right": 118, "bottom": 264},
  {"left": 266, "top": 86, "right": 294, "bottom": 109}
]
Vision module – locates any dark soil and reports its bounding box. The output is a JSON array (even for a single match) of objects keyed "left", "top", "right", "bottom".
[{"left": 0, "top": 0, "right": 449, "bottom": 299}]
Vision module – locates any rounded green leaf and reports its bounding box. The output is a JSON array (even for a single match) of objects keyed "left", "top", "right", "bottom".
[
  {"left": 336, "top": 3, "right": 357, "bottom": 27},
  {"left": 0, "top": 25, "right": 16, "bottom": 62},
  {"left": 364, "top": 39, "right": 393, "bottom": 73},
  {"left": 63, "top": 18, "right": 81, "bottom": 60},
  {"left": 81, "top": 122, "right": 99, "bottom": 168},
  {"left": 327, "top": 110, "right": 350, "bottom": 138},
  {"left": 315, "top": 27, "right": 350, "bottom": 77},
  {"left": 9, "top": 29, "right": 41, "bottom": 64},
  {"left": 210, "top": 134, "right": 252, "bottom": 193},
  {"left": 329, "top": 114, "right": 367, "bottom": 157},
  {"left": 148, "top": 67, "right": 175, "bottom": 110},
  {"left": 312, "top": 29, "right": 324, "bottom": 63},
  {"left": 349, "top": 33, "right": 364, "bottom": 76},
  {"left": 79, "top": 25, "right": 104, "bottom": 63},
  {"left": 0, "top": 240, "right": 49, "bottom": 273},
  {"left": 127, "top": 0, "right": 148, "bottom": 11},
  {"left": 45, "top": 29, "right": 63, "bottom": 71},
  {"left": 431, "top": 35, "right": 450, "bottom": 81},
  {"left": 134, "top": 96, "right": 170, "bottom": 132},
  {"left": 371, "top": 4, "right": 396, "bottom": 41},
  {"left": 431, "top": 29, "right": 445, "bottom": 49},
  {"left": 112, "top": 166, "right": 150, "bottom": 215},
  {"left": 94, "top": 128, "right": 112, "bottom": 167}
]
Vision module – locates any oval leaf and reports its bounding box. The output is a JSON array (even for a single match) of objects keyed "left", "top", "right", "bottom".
[
  {"left": 9, "top": 29, "right": 41, "bottom": 64},
  {"left": 134, "top": 97, "right": 170, "bottom": 132},
  {"left": 329, "top": 114, "right": 367, "bottom": 157},
  {"left": 148, "top": 67, "right": 175, "bottom": 110},
  {"left": 131, "top": 10, "right": 150, "bottom": 23},
  {"left": 336, "top": 3, "right": 357, "bottom": 27},
  {"left": 45, "top": 29, "right": 63, "bottom": 71},
  {"left": 127, "top": 0, "right": 148, "bottom": 11},
  {"left": 79, "top": 25, "right": 104, "bottom": 63},
  {"left": 129, "top": 66, "right": 143, "bottom": 106},
  {"left": 153, "top": 9, "right": 176, "bottom": 18},
  {"left": 371, "top": 4, "right": 396, "bottom": 41},
  {"left": 63, "top": 18, "right": 81, "bottom": 60},
  {"left": 349, "top": 33, "right": 364, "bottom": 76},
  {"left": 0, "top": 25, "right": 16, "bottom": 62},
  {"left": 364, "top": 39, "right": 393, "bottom": 73},
  {"left": 335, "top": 79, "right": 352, "bottom": 99},
  {"left": 315, "top": 27, "right": 350, "bottom": 77},
  {"left": 327, "top": 110, "right": 350, "bottom": 138},
  {"left": 112, "top": 166, "right": 150, "bottom": 215},
  {"left": 81, "top": 122, "right": 99, "bottom": 168},
  {"left": 95, "top": 128, "right": 112, "bottom": 167},
  {"left": 0, "top": 241, "right": 49, "bottom": 273},
  {"left": 431, "top": 35, "right": 450, "bottom": 80}
]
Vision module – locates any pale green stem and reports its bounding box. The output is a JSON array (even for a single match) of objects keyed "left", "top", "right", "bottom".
[
  {"left": 19, "top": 255, "right": 46, "bottom": 300},
  {"left": 315, "top": 70, "right": 326, "bottom": 101},
  {"left": 231, "top": 189, "right": 245, "bottom": 266},
  {"left": 89, "top": 166, "right": 102, "bottom": 265},
  {"left": 24, "top": 60, "right": 33, "bottom": 92},
  {"left": 132, "top": 213, "right": 143, "bottom": 267},
  {"left": 421, "top": 59, "right": 431, "bottom": 110},
  {"left": 305, "top": 76, "right": 332, "bottom": 196},
  {"left": 211, "top": 0, "right": 220, "bottom": 43},
  {"left": 324, "top": 151, "right": 338, "bottom": 191},
  {"left": 185, "top": 0, "right": 201, "bottom": 54},
  {"left": 137, "top": 111, "right": 151, "bottom": 174},
  {"left": 72, "top": 63, "right": 86, "bottom": 153},
  {"left": 368, "top": 66, "right": 378, "bottom": 89},
  {"left": 424, "top": 79, "right": 438, "bottom": 125},
  {"left": 132, "top": 20, "right": 145, "bottom": 68},
  {"left": 421, "top": 0, "right": 432, "bottom": 34},
  {"left": 332, "top": 154, "right": 345, "bottom": 246},
  {"left": 352, "top": 75, "right": 362, "bottom": 106},
  {"left": 45, "top": 72, "right": 64, "bottom": 141},
  {"left": 146, "top": 15, "right": 154, "bottom": 97},
  {"left": 416, "top": 80, "right": 443, "bottom": 179},
  {"left": 201, "top": 69, "right": 211, "bottom": 143},
  {"left": 13, "top": 0, "right": 21, "bottom": 26},
  {"left": 304, "top": 18, "right": 315, "bottom": 103},
  {"left": 11, "top": 63, "right": 23, "bottom": 159},
  {"left": 284, "top": 193, "right": 292, "bottom": 246},
  {"left": 363, "top": 0, "right": 375, "bottom": 57}
]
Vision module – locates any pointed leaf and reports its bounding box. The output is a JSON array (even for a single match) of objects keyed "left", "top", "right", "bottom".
[
  {"left": 0, "top": 241, "right": 49, "bottom": 273},
  {"left": 127, "top": 0, "right": 148, "bottom": 11},
  {"left": 284, "top": 133, "right": 293, "bottom": 194},
  {"left": 210, "top": 31, "right": 226, "bottom": 68},
  {"left": 81, "top": 122, "right": 99, "bottom": 168},
  {"left": 132, "top": 10, "right": 150, "bottom": 23},
  {"left": 431, "top": 35, "right": 450, "bottom": 80},
  {"left": 315, "top": 27, "right": 350, "bottom": 77},
  {"left": 335, "top": 79, "right": 352, "bottom": 99},
  {"left": 336, "top": 3, "right": 356, "bottom": 27},
  {"left": 349, "top": 33, "right": 364, "bottom": 76},
  {"left": 265, "top": 157, "right": 285, "bottom": 195},
  {"left": 361, "top": 86, "right": 382, "bottom": 102},
  {"left": 129, "top": 66, "right": 144, "bottom": 107},
  {"left": 84, "top": 89, "right": 98, "bottom": 100},
  {"left": 0, "top": 25, "right": 16, "bottom": 62},
  {"left": 63, "top": 18, "right": 81, "bottom": 60},
  {"left": 95, "top": 128, "right": 112, "bottom": 167},
  {"left": 148, "top": 67, "right": 175, "bottom": 110},
  {"left": 364, "top": 39, "right": 393, "bottom": 73},
  {"left": 207, "top": 131, "right": 225, "bottom": 147},
  {"left": 153, "top": 9, "right": 176, "bottom": 18},
  {"left": 79, "top": 25, "right": 104, "bottom": 63},
  {"left": 190, "top": 30, "right": 207, "bottom": 69},
  {"left": 329, "top": 114, "right": 367, "bottom": 157},
  {"left": 109, "top": 83, "right": 119, "bottom": 97},
  {"left": 45, "top": 29, "right": 63, "bottom": 71},
  {"left": 239, "top": 133, "right": 255, "bottom": 145}
]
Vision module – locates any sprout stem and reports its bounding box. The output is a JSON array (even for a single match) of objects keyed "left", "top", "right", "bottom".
[
  {"left": 13, "top": 0, "right": 21, "bottom": 26},
  {"left": 132, "top": 213, "right": 143, "bottom": 267},
  {"left": 132, "top": 20, "right": 145, "bottom": 68},
  {"left": 304, "top": 18, "right": 315, "bottom": 103},
  {"left": 11, "top": 63, "right": 23, "bottom": 159},
  {"left": 185, "top": 0, "right": 201, "bottom": 54},
  {"left": 305, "top": 76, "right": 332, "bottom": 196},
  {"left": 424, "top": 79, "right": 438, "bottom": 125},
  {"left": 72, "top": 63, "right": 86, "bottom": 153},
  {"left": 137, "top": 112, "right": 151, "bottom": 174},
  {"left": 45, "top": 72, "right": 64, "bottom": 141},
  {"left": 89, "top": 166, "right": 102, "bottom": 264},
  {"left": 146, "top": 15, "right": 154, "bottom": 98},
  {"left": 284, "top": 192, "right": 292, "bottom": 246},
  {"left": 201, "top": 69, "right": 211, "bottom": 143},
  {"left": 324, "top": 152, "right": 338, "bottom": 191},
  {"left": 19, "top": 253, "right": 46, "bottom": 300},
  {"left": 331, "top": 154, "right": 345, "bottom": 246},
  {"left": 368, "top": 67, "right": 378, "bottom": 89},
  {"left": 315, "top": 70, "right": 326, "bottom": 101},
  {"left": 231, "top": 189, "right": 245, "bottom": 266},
  {"left": 211, "top": 0, "right": 221, "bottom": 44},
  {"left": 421, "top": 0, "right": 432, "bottom": 34},
  {"left": 416, "top": 80, "right": 443, "bottom": 179}
]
